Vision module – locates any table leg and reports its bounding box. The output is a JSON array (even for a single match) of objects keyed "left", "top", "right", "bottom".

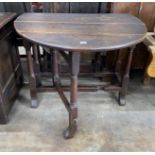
[
  {"left": 63, "top": 52, "right": 80, "bottom": 139},
  {"left": 118, "top": 46, "right": 135, "bottom": 106},
  {"left": 52, "top": 50, "right": 60, "bottom": 85},
  {"left": 37, "top": 46, "right": 42, "bottom": 71},
  {"left": 44, "top": 49, "right": 49, "bottom": 72},
  {"left": 115, "top": 50, "right": 122, "bottom": 75},
  {"left": 23, "top": 41, "right": 38, "bottom": 108},
  {"left": 32, "top": 44, "right": 41, "bottom": 86}
]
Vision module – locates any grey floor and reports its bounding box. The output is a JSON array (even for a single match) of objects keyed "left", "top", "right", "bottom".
[{"left": 1, "top": 74, "right": 155, "bottom": 151}]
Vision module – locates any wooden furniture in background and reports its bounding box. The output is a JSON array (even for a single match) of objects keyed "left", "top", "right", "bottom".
[
  {"left": 143, "top": 32, "right": 155, "bottom": 85},
  {"left": 14, "top": 13, "right": 146, "bottom": 138},
  {"left": 0, "top": 13, "right": 23, "bottom": 124}
]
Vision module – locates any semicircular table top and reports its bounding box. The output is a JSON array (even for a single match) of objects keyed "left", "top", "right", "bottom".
[{"left": 14, "top": 13, "right": 147, "bottom": 52}]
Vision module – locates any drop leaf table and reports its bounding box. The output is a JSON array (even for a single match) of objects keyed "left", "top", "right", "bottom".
[{"left": 14, "top": 13, "right": 146, "bottom": 139}]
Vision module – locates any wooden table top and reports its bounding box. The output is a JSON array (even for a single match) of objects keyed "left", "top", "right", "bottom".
[{"left": 14, "top": 13, "right": 147, "bottom": 52}]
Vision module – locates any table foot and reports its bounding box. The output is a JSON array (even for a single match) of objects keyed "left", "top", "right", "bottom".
[
  {"left": 63, "top": 120, "right": 77, "bottom": 139},
  {"left": 31, "top": 99, "right": 38, "bottom": 108},
  {"left": 118, "top": 93, "right": 126, "bottom": 106}
]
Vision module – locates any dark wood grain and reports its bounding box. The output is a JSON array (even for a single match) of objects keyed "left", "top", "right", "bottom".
[
  {"left": 70, "top": 2, "right": 99, "bottom": 13},
  {"left": 100, "top": 2, "right": 109, "bottom": 13},
  {"left": 14, "top": 13, "right": 146, "bottom": 52}
]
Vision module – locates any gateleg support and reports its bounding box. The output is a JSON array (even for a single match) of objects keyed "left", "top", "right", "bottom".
[
  {"left": 118, "top": 46, "right": 135, "bottom": 106},
  {"left": 23, "top": 40, "right": 38, "bottom": 108}
]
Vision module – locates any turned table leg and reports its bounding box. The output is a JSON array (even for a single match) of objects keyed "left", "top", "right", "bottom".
[
  {"left": 115, "top": 50, "right": 122, "bottom": 75},
  {"left": 52, "top": 49, "right": 60, "bottom": 85},
  {"left": 63, "top": 52, "right": 80, "bottom": 139},
  {"left": 32, "top": 44, "right": 41, "bottom": 86},
  {"left": 118, "top": 46, "right": 135, "bottom": 106},
  {"left": 23, "top": 41, "right": 38, "bottom": 108},
  {"left": 52, "top": 50, "right": 80, "bottom": 139}
]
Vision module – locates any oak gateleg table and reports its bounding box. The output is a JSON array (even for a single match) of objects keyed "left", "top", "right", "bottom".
[{"left": 14, "top": 13, "right": 146, "bottom": 139}]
